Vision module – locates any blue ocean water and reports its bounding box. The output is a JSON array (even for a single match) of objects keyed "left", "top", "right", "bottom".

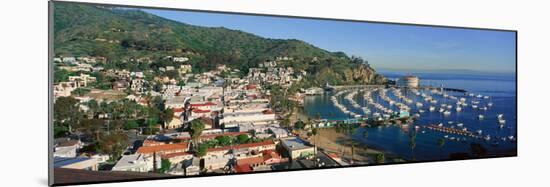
[{"left": 303, "top": 71, "right": 517, "bottom": 161}]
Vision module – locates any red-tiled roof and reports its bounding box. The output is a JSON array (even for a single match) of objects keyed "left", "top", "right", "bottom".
[
  {"left": 327, "top": 153, "right": 339, "bottom": 159},
  {"left": 190, "top": 102, "right": 216, "bottom": 107},
  {"left": 206, "top": 140, "right": 275, "bottom": 153},
  {"left": 233, "top": 140, "right": 274, "bottom": 149},
  {"left": 237, "top": 156, "right": 264, "bottom": 166},
  {"left": 262, "top": 150, "right": 281, "bottom": 161},
  {"left": 174, "top": 132, "right": 249, "bottom": 141},
  {"left": 262, "top": 110, "right": 274, "bottom": 114},
  {"left": 136, "top": 143, "right": 188, "bottom": 154},
  {"left": 245, "top": 84, "right": 257, "bottom": 90},
  {"left": 172, "top": 108, "right": 184, "bottom": 113},
  {"left": 161, "top": 152, "right": 192, "bottom": 159},
  {"left": 192, "top": 109, "right": 211, "bottom": 113},
  {"left": 234, "top": 164, "right": 252, "bottom": 173},
  {"left": 207, "top": 147, "right": 231, "bottom": 153}
]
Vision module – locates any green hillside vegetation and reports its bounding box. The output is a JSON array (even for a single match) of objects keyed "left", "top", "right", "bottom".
[{"left": 53, "top": 2, "right": 386, "bottom": 85}]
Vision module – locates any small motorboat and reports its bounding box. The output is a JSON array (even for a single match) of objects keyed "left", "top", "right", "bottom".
[{"left": 478, "top": 114, "right": 484, "bottom": 120}]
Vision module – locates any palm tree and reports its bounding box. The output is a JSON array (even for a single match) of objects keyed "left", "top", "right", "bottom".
[
  {"left": 281, "top": 118, "right": 291, "bottom": 129},
  {"left": 363, "top": 129, "right": 369, "bottom": 139},
  {"left": 376, "top": 153, "right": 385, "bottom": 164},
  {"left": 350, "top": 141, "right": 357, "bottom": 164},
  {"left": 362, "top": 129, "right": 369, "bottom": 158},
  {"left": 362, "top": 145, "right": 369, "bottom": 160},
  {"left": 190, "top": 119, "right": 205, "bottom": 151},
  {"left": 312, "top": 128, "right": 318, "bottom": 156},
  {"left": 409, "top": 131, "right": 417, "bottom": 161},
  {"left": 437, "top": 138, "right": 445, "bottom": 159}
]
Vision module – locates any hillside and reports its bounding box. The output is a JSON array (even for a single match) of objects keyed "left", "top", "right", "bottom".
[{"left": 53, "top": 2, "right": 386, "bottom": 85}]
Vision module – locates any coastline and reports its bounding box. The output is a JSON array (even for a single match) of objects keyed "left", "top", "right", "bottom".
[{"left": 311, "top": 128, "right": 385, "bottom": 164}]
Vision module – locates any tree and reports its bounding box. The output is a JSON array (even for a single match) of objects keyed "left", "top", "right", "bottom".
[
  {"left": 195, "top": 144, "right": 207, "bottom": 158},
  {"left": 54, "top": 68, "right": 71, "bottom": 83},
  {"left": 350, "top": 141, "right": 357, "bottom": 163},
  {"left": 190, "top": 119, "right": 205, "bottom": 149},
  {"left": 87, "top": 99, "right": 99, "bottom": 117},
  {"left": 376, "top": 153, "right": 385, "bottom": 164},
  {"left": 97, "top": 131, "right": 129, "bottom": 161},
  {"left": 281, "top": 117, "right": 291, "bottom": 128},
  {"left": 161, "top": 108, "right": 174, "bottom": 129},
  {"left": 54, "top": 96, "right": 81, "bottom": 133},
  {"left": 124, "top": 119, "right": 139, "bottom": 130},
  {"left": 215, "top": 135, "right": 232, "bottom": 146},
  {"left": 363, "top": 129, "right": 369, "bottom": 139},
  {"left": 437, "top": 138, "right": 446, "bottom": 159},
  {"left": 72, "top": 88, "right": 91, "bottom": 96},
  {"left": 362, "top": 129, "right": 369, "bottom": 154},
  {"left": 294, "top": 120, "right": 305, "bottom": 130},
  {"left": 409, "top": 131, "right": 417, "bottom": 161},
  {"left": 236, "top": 134, "right": 250, "bottom": 144},
  {"left": 150, "top": 96, "right": 165, "bottom": 110},
  {"left": 311, "top": 127, "right": 320, "bottom": 166},
  {"left": 78, "top": 118, "right": 104, "bottom": 141},
  {"left": 158, "top": 159, "right": 172, "bottom": 173}
]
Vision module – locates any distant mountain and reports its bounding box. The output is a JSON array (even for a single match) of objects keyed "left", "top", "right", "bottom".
[{"left": 53, "top": 2, "right": 386, "bottom": 85}]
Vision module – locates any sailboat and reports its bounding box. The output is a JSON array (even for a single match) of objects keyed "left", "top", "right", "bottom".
[{"left": 478, "top": 114, "right": 484, "bottom": 120}]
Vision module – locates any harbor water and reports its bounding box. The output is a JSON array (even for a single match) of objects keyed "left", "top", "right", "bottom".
[{"left": 303, "top": 71, "right": 517, "bottom": 161}]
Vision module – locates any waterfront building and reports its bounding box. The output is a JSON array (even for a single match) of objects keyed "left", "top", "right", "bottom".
[
  {"left": 397, "top": 75, "right": 419, "bottom": 88},
  {"left": 280, "top": 137, "right": 315, "bottom": 160}
]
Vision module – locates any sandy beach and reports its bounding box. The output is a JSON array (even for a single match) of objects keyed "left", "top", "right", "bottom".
[{"left": 304, "top": 128, "right": 386, "bottom": 164}]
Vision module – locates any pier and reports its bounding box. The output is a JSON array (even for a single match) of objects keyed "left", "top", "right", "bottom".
[
  {"left": 425, "top": 124, "right": 479, "bottom": 138},
  {"left": 327, "top": 84, "right": 467, "bottom": 93}
]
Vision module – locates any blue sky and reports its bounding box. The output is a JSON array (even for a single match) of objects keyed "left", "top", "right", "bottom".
[{"left": 144, "top": 9, "right": 516, "bottom": 73}]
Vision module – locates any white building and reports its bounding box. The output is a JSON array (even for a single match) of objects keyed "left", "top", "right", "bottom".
[
  {"left": 184, "top": 157, "right": 201, "bottom": 176},
  {"left": 173, "top": 57, "right": 189, "bottom": 63},
  {"left": 204, "top": 154, "right": 233, "bottom": 171},
  {"left": 221, "top": 110, "right": 276, "bottom": 124},
  {"left": 280, "top": 137, "right": 315, "bottom": 160},
  {"left": 165, "top": 96, "right": 188, "bottom": 109},
  {"left": 112, "top": 154, "right": 158, "bottom": 172},
  {"left": 179, "top": 64, "right": 192, "bottom": 74},
  {"left": 397, "top": 75, "right": 419, "bottom": 88}
]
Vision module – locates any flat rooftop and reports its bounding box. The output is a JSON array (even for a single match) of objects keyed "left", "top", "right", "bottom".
[
  {"left": 53, "top": 157, "right": 93, "bottom": 168},
  {"left": 281, "top": 137, "right": 312, "bottom": 151}
]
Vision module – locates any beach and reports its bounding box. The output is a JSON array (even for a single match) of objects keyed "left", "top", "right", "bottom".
[{"left": 307, "top": 128, "right": 386, "bottom": 164}]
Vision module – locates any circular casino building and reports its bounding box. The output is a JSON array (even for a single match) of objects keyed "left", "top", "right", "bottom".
[{"left": 397, "top": 75, "right": 419, "bottom": 88}]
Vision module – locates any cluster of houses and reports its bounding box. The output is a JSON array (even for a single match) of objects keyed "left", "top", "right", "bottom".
[
  {"left": 52, "top": 138, "right": 110, "bottom": 172},
  {"left": 53, "top": 55, "right": 343, "bottom": 176},
  {"left": 247, "top": 66, "right": 305, "bottom": 89},
  {"left": 107, "top": 133, "right": 318, "bottom": 176},
  {"left": 54, "top": 73, "right": 97, "bottom": 97}
]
